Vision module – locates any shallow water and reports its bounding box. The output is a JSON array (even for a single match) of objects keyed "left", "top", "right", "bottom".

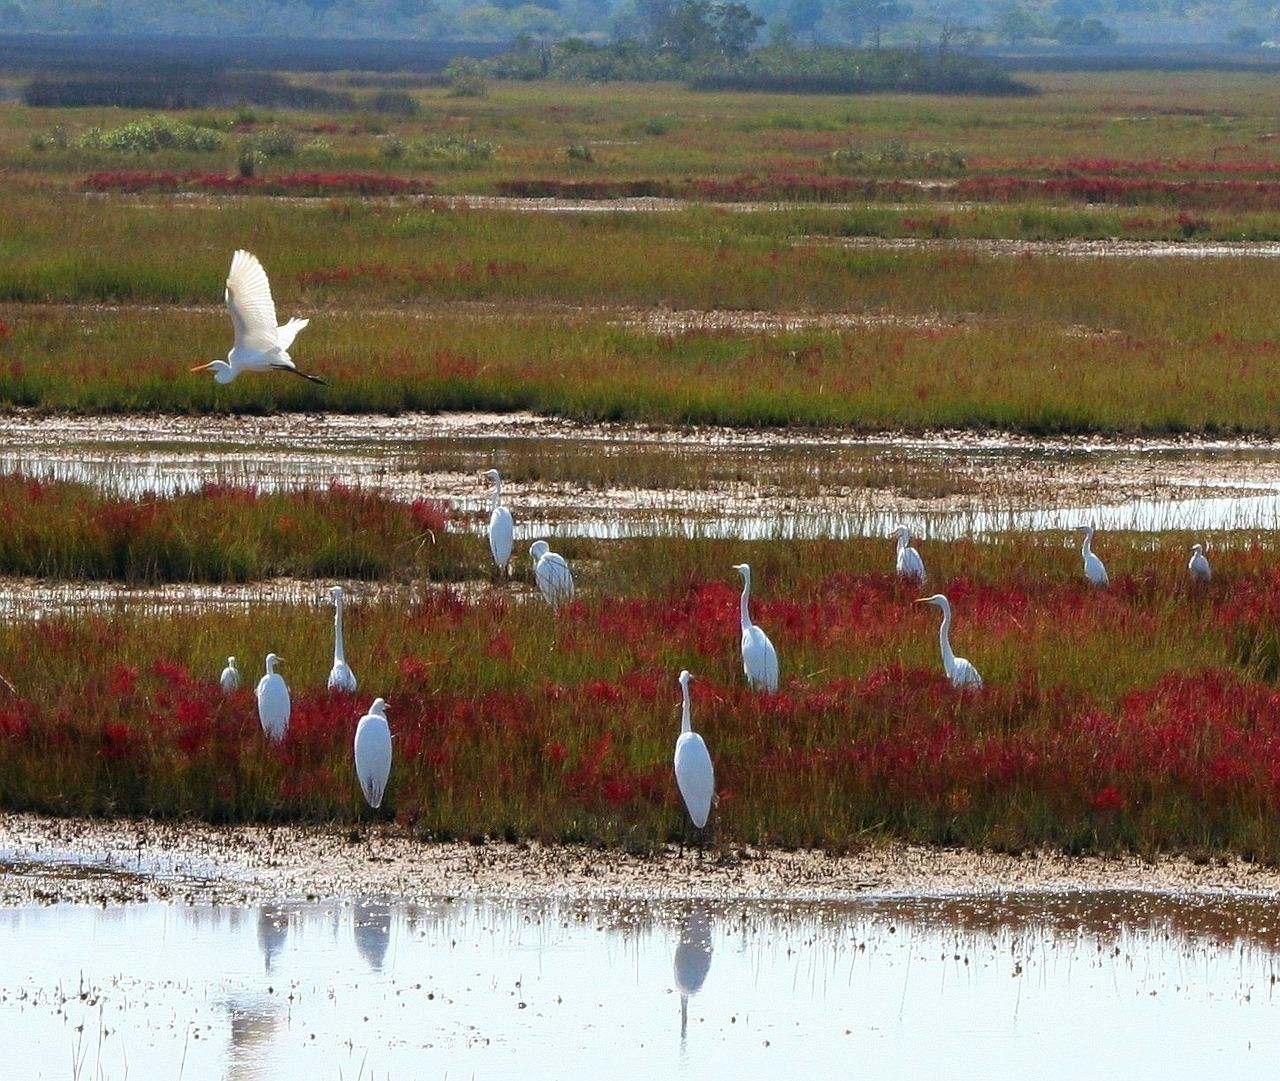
[{"left": 4, "top": 889, "right": 1280, "bottom": 1079}]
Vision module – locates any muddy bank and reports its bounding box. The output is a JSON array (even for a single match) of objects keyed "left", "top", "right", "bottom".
[{"left": 2, "top": 814, "right": 1275, "bottom": 907}]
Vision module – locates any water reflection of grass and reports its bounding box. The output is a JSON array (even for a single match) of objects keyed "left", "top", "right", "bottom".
[{"left": 7, "top": 522, "right": 1280, "bottom": 857}]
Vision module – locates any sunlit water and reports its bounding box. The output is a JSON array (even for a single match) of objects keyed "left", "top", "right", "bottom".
[{"left": 4, "top": 890, "right": 1280, "bottom": 1079}]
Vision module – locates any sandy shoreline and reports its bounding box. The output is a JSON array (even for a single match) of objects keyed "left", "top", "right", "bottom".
[{"left": 2, "top": 813, "right": 1278, "bottom": 907}]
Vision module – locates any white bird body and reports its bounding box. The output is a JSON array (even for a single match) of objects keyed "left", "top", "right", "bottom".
[
  {"left": 256, "top": 652, "right": 291, "bottom": 742},
  {"left": 674, "top": 671, "right": 715, "bottom": 829},
  {"left": 1189, "top": 543, "right": 1211, "bottom": 582},
  {"left": 354, "top": 698, "right": 393, "bottom": 809},
  {"left": 219, "top": 656, "right": 240, "bottom": 693},
  {"left": 733, "top": 563, "right": 779, "bottom": 692},
  {"left": 530, "top": 539, "right": 575, "bottom": 605},
  {"left": 484, "top": 469, "right": 514, "bottom": 572},
  {"left": 919, "top": 594, "right": 983, "bottom": 689},
  {"left": 891, "top": 525, "right": 926, "bottom": 583},
  {"left": 1078, "top": 524, "right": 1109, "bottom": 586},
  {"left": 327, "top": 586, "right": 358, "bottom": 693},
  {"left": 191, "top": 250, "right": 325, "bottom": 385}
]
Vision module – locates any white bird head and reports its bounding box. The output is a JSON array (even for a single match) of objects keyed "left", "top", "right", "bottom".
[
  {"left": 732, "top": 563, "right": 751, "bottom": 579},
  {"left": 330, "top": 585, "right": 344, "bottom": 602},
  {"left": 889, "top": 525, "right": 911, "bottom": 541},
  {"left": 191, "top": 359, "right": 237, "bottom": 384},
  {"left": 678, "top": 669, "right": 694, "bottom": 687},
  {"left": 369, "top": 697, "right": 388, "bottom": 716},
  {"left": 1075, "top": 522, "right": 1097, "bottom": 535},
  {"left": 1190, "top": 543, "right": 1204, "bottom": 555},
  {"left": 916, "top": 594, "right": 951, "bottom": 614},
  {"left": 227, "top": 656, "right": 237, "bottom": 668},
  {"left": 265, "top": 652, "right": 282, "bottom": 672},
  {"left": 482, "top": 468, "right": 501, "bottom": 485},
  {"left": 530, "top": 540, "right": 550, "bottom": 560}
]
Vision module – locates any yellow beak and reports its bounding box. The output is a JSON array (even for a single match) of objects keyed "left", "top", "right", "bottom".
[{"left": 190, "top": 361, "right": 215, "bottom": 372}]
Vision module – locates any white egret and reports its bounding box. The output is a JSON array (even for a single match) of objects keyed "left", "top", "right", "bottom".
[
  {"left": 1189, "top": 543, "right": 1211, "bottom": 583},
  {"left": 890, "top": 524, "right": 926, "bottom": 584},
  {"left": 256, "top": 653, "right": 291, "bottom": 742},
  {"left": 483, "top": 468, "right": 514, "bottom": 574},
  {"left": 917, "top": 594, "right": 983, "bottom": 689},
  {"left": 530, "top": 539, "right": 574, "bottom": 606},
  {"left": 190, "top": 249, "right": 326, "bottom": 385},
  {"left": 219, "top": 656, "right": 240, "bottom": 693},
  {"left": 673, "top": 670, "right": 715, "bottom": 829},
  {"left": 732, "top": 563, "right": 779, "bottom": 692},
  {"left": 327, "top": 586, "right": 358, "bottom": 693},
  {"left": 354, "top": 698, "right": 393, "bottom": 810},
  {"left": 1076, "top": 523, "right": 1109, "bottom": 586}
]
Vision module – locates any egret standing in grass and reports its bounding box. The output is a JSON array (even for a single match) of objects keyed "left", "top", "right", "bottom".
[
  {"left": 1077, "top": 523, "right": 1109, "bottom": 586},
  {"left": 674, "top": 670, "right": 715, "bottom": 831},
  {"left": 1189, "top": 543, "right": 1211, "bottom": 582},
  {"left": 219, "top": 656, "right": 240, "bottom": 693},
  {"left": 530, "top": 539, "right": 574, "bottom": 606},
  {"left": 918, "top": 594, "right": 983, "bottom": 689},
  {"left": 327, "top": 586, "right": 357, "bottom": 693},
  {"left": 190, "top": 250, "right": 327, "bottom": 385},
  {"left": 256, "top": 653, "right": 290, "bottom": 742},
  {"left": 354, "top": 698, "right": 393, "bottom": 810},
  {"left": 732, "top": 563, "right": 779, "bottom": 692},
  {"left": 483, "top": 468, "right": 514, "bottom": 575},
  {"left": 890, "top": 524, "right": 926, "bottom": 584}
]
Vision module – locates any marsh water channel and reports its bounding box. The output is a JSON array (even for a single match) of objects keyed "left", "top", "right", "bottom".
[
  {"left": 8, "top": 412, "right": 1280, "bottom": 540},
  {"left": 4, "top": 887, "right": 1280, "bottom": 1079}
]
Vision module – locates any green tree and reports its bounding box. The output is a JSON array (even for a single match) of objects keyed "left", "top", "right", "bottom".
[{"left": 993, "top": 4, "right": 1042, "bottom": 43}]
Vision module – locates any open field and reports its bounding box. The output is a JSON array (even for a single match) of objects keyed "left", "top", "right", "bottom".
[{"left": 1, "top": 72, "right": 1280, "bottom": 430}]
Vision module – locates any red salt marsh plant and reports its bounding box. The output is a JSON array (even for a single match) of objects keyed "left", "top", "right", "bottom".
[{"left": 5, "top": 538, "right": 1280, "bottom": 856}]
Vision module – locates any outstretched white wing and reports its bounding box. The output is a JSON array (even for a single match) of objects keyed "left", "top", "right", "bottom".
[{"left": 226, "top": 250, "right": 281, "bottom": 354}]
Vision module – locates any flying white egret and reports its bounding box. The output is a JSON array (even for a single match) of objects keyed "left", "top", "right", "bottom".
[
  {"left": 530, "top": 539, "right": 574, "bottom": 606},
  {"left": 674, "top": 670, "right": 715, "bottom": 830},
  {"left": 327, "top": 586, "right": 358, "bottom": 693},
  {"left": 219, "top": 656, "right": 240, "bottom": 693},
  {"left": 890, "top": 524, "right": 926, "bottom": 584},
  {"left": 1189, "top": 543, "right": 1211, "bottom": 583},
  {"left": 917, "top": 594, "right": 983, "bottom": 689},
  {"left": 673, "top": 908, "right": 713, "bottom": 1041},
  {"left": 483, "top": 468, "right": 514, "bottom": 574},
  {"left": 354, "top": 698, "right": 393, "bottom": 810},
  {"left": 190, "top": 249, "right": 326, "bottom": 385},
  {"left": 256, "top": 653, "right": 291, "bottom": 742},
  {"left": 1076, "top": 523, "right": 1109, "bottom": 586},
  {"left": 732, "top": 563, "right": 779, "bottom": 692}
]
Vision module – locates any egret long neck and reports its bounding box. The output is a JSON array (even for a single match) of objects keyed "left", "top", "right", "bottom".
[
  {"left": 739, "top": 572, "right": 752, "bottom": 630},
  {"left": 490, "top": 477, "right": 502, "bottom": 513},
  {"left": 938, "top": 608, "right": 957, "bottom": 675},
  {"left": 897, "top": 531, "right": 908, "bottom": 553},
  {"left": 333, "top": 598, "right": 346, "bottom": 664},
  {"left": 681, "top": 683, "right": 692, "bottom": 734},
  {"left": 1082, "top": 530, "right": 1094, "bottom": 559}
]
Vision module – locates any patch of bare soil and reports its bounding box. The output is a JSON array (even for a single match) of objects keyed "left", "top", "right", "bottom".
[{"left": 0, "top": 814, "right": 1274, "bottom": 907}]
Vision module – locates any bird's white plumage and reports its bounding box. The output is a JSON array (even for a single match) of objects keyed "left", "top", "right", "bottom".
[
  {"left": 1189, "top": 544, "right": 1211, "bottom": 582},
  {"left": 531, "top": 539, "right": 574, "bottom": 605},
  {"left": 733, "top": 563, "right": 779, "bottom": 692},
  {"left": 484, "top": 469, "right": 514, "bottom": 571},
  {"left": 919, "top": 594, "right": 983, "bottom": 689},
  {"left": 673, "top": 671, "right": 715, "bottom": 829},
  {"left": 354, "top": 698, "right": 393, "bottom": 809},
  {"left": 256, "top": 652, "right": 291, "bottom": 742},
  {"left": 891, "top": 525, "right": 926, "bottom": 583},
  {"left": 1078, "top": 524, "right": 1109, "bottom": 586},
  {"left": 327, "top": 586, "right": 358, "bottom": 693},
  {"left": 219, "top": 656, "right": 240, "bottom": 693}
]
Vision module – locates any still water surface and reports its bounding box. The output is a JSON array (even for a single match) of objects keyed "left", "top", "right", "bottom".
[{"left": 4, "top": 890, "right": 1279, "bottom": 1079}]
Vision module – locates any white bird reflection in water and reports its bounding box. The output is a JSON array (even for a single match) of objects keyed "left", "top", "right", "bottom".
[
  {"left": 672, "top": 907, "right": 713, "bottom": 1040},
  {"left": 353, "top": 901, "right": 393, "bottom": 973},
  {"left": 256, "top": 904, "right": 290, "bottom": 975},
  {"left": 224, "top": 993, "right": 281, "bottom": 1081}
]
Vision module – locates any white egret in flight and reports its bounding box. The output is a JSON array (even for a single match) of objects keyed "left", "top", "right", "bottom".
[
  {"left": 917, "top": 594, "right": 983, "bottom": 689},
  {"left": 890, "top": 524, "right": 926, "bottom": 583},
  {"left": 219, "top": 656, "right": 240, "bottom": 693},
  {"left": 674, "top": 670, "right": 715, "bottom": 830},
  {"left": 530, "top": 539, "right": 574, "bottom": 606},
  {"left": 191, "top": 249, "right": 326, "bottom": 385},
  {"left": 1188, "top": 543, "right": 1211, "bottom": 582},
  {"left": 327, "top": 586, "right": 358, "bottom": 693},
  {"left": 732, "top": 563, "right": 779, "bottom": 692},
  {"left": 256, "top": 653, "right": 291, "bottom": 742},
  {"left": 1077, "top": 523, "right": 1109, "bottom": 586},
  {"left": 483, "top": 469, "right": 514, "bottom": 574},
  {"left": 354, "top": 698, "right": 393, "bottom": 810}
]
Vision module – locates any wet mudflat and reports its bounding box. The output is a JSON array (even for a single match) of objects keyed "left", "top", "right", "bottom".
[
  {"left": 4, "top": 889, "right": 1279, "bottom": 1080},
  {"left": 7, "top": 412, "right": 1280, "bottom": 539}
]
